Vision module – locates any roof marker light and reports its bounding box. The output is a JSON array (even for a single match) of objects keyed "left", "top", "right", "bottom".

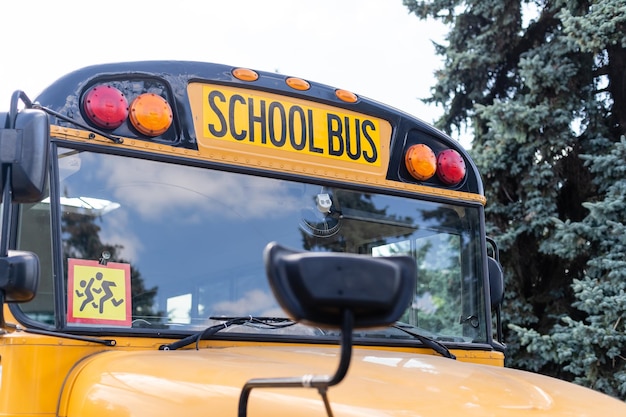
[
  {"left": 405, "top": 144, "right": 437, "bottom": 181},
  {"left": 232, "top": 68, "right": 259, "bottom": 82},
  {"left": 437, "top": 149, "right": 466, "bottom": 185},
  {"left": 335, "top": 89, "right": 358, "bottom": 103},
  {"left": 83, "top": 85, "right": 128, "bottom": 129},
  {"left": 129, "top": 93, "right": 173, "bottom": 137},
  {"left": 286, "top": 77, "right": 310, "bottom": 91}
]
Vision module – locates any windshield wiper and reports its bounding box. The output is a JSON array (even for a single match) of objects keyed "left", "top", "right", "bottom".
[
  {"left": 7, "top": 324, "right": 116, "bottom": 346},
  {"left": 158, "top": 316, "right": 295, "bottom": 351},
  {"left": 392, "top": 323, "right": 456, "bottom": 360}
]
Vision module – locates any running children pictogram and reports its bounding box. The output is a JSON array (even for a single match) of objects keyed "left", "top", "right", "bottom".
[{"left": 67, "top": 258, "right": 132, "bottom": 326}]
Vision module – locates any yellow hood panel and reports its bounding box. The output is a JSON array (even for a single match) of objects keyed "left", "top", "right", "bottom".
[{"left": 59, "top": 345, "right": 624, "bottom": 417}]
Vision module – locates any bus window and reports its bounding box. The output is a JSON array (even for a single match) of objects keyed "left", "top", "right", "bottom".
[
  {"left": 16, "top": 186, "right": 55, "bottom": 325},
  {"left": 12, "top": 145, "right": 486, "bottom": 344},
  {"left": 412, "top": 232, "right": 463, "bottom": 338},
  {"left": 371, "top": 215, "right": 481, "bottom": 342}
]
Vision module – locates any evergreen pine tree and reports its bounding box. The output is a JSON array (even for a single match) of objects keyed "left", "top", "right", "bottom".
[{"left": 403, "top": 0, "right": 626, "bottom": 397}]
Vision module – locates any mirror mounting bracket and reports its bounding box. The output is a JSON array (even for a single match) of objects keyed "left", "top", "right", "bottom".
[{"left": 237, "top": 309, "right": 354, "bottom": 417}]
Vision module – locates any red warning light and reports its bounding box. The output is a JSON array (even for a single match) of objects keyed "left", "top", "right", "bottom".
[
  {"left": 436, "top": 149, "right": 466, "bottom": 185},
  {"left": 83, "top": 86, "right": 128, "bottom": 129}
]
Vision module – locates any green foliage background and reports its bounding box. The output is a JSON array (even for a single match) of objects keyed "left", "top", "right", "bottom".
[{"left": 403, "top": 0, "right": 626, "bottom": 398}]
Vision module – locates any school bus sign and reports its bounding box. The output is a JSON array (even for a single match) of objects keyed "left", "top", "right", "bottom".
[
  {"left": 67, "top": 259, "right": 132, "bottom": 327},
  {"left": 189, "top": 83, "right": 392, "bottom": 174}
]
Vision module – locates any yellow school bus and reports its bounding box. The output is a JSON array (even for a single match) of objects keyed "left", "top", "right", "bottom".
[{"left": 0, "top": 61, "right": 624, "bottom": 416}]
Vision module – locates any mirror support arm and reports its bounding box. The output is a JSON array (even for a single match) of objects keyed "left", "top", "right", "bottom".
[
  {"left": 237, "top": 309, "right": 354, "bottom": 417},
  {"left": 327, "top": 309, "right": 353, "bottom": 386},
  {"left": 0, "top": 289, "right": 4, "bottom": 329},
  {"left": 1, "top": 165, "right": 13, "bottom": 258},
  {"left": 1, "top": 90, "right": 19, "bottom": 259},
  {"left": 0, "top": 166, "right": 12, "bottom": 328}
]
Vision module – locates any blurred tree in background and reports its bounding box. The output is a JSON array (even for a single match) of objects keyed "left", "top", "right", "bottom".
[{"left": 403, "top": 0, "right": 626, "bottom": 398}]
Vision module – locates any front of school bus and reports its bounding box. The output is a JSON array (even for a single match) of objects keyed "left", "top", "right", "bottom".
[{"left": 0, "top": 61, "right": 624, "bottom": 417}]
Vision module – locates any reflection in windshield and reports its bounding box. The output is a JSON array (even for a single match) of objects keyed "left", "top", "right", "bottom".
[{"left": 18, "top": 148, "right": 486, "bottom": 343}]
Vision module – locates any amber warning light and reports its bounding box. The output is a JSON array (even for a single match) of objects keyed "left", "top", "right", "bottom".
[
  {"left": 405, "top": 144, "right": 466, "bottom": 186},
  {"left": 129, "top": 93, "right": 173, "bottom": 136}
]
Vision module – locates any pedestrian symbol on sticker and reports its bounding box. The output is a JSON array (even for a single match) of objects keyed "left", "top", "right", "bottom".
[{"left": 67, "top": 258, "right": 132, "bottom": 327}]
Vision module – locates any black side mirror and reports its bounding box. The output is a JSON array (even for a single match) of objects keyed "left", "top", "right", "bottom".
[
  {"left": 264, "top": 242, "right": 416, "bottom": 329},
  {"left": 488, "top": 256, "right": 504, "bottom": 307},
  {"left": 0, "top": 251, "right": 40, "bottom": 303},
  {"left": 486, "top": 237, "right": 505, "bottom": 346},
  {"left": 238, "top": 242, "right": 416, "bottom": 417},
  {"left": 0, "top": 105, "right": 50, "bottom": 203}
]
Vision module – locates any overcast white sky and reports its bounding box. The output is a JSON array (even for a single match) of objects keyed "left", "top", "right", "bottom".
[{"left": 1, "top": 0, "right": 460, "bottom": 145}]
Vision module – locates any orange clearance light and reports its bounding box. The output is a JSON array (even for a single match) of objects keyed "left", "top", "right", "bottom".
[
  {"left": 335, "top": 89, "right": 358, "bottom": 103},
  {"left": 232, "top": 68, "right": 259, "bottom": 82},
  {"left": 405, "top": 144, "right": 437, "bottom": 181},
  {"left": 437, "top": 149, "right": 466, "bottom": 185},
  {"left": 129, "top": 93, "right": 173, "bottom": 137},
  {"left": 286, "top": 77, "right": 310, "bottom": 91},
  {"left": 83, "top": 85, "right": 128, "bottom": 129}
]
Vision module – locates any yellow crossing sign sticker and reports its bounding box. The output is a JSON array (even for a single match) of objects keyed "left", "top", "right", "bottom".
[{"left": 67, "top": 259, "right": 132, "bottom": 327}]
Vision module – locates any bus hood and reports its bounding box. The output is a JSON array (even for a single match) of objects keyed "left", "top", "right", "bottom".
[{"left": 59, "top": 345, "right": 624, "bottom": 417}]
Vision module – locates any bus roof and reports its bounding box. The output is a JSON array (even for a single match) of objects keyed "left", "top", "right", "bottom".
[{"left": 34, "top": 61, "right": 484, "bottom": 201}]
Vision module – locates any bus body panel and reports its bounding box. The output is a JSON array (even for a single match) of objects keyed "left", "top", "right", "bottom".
[
  {"left": 55, "top": 347, "right": 623, "bottom": 417},
  {"left": 1, "top": 324, "right": 622, "bottom": 417}
]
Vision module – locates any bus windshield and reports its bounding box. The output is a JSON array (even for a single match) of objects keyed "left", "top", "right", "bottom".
[{"left": 17, "top": 147, "right": 487, "bottom": 344}]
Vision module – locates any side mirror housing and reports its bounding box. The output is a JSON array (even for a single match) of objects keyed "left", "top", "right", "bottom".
[
  {"left": 264, "top": 242, "right": 416, "bottom": 329},
  {"left": 488, "top": 256, "right": 504, "bottom": 307},
  {"left": 0, "top": 108, "right": 50, "bottom": 203},
  {"left": 0, "top": 251, "right": 40, "bottom": 303}
]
